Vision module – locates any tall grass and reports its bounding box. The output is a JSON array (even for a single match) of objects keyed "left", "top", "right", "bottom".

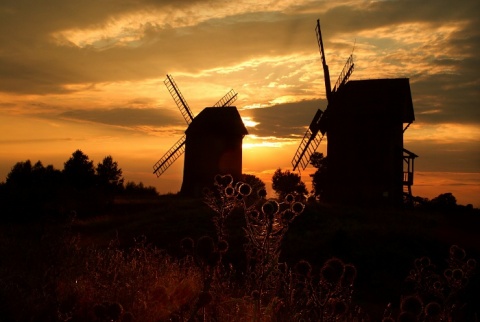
[{"left": 0, "top": 176, "right": 478, "bottom": 321}]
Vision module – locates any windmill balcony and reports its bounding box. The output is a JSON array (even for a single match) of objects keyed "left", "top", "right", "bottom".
[{"left": 403, "top": 171, "right": 414, "bottom": 186}]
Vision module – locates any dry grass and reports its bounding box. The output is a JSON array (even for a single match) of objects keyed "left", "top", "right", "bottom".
[{"left": 1, "top": 179, "right": 478, "bottom": 321}]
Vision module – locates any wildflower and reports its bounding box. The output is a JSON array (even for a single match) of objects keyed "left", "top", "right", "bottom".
[
  {"left": 397, "top": 311, "right": 417, "bottom": 322},
  {"left": 400, "top": 295, "right": 423, "bottom": 316},
  {"left": 251, "top": 290, "right": 260, "bottom": 300},
  {"left": 452, "top": 268, "right": 464, "bottom": 281},
  {"left": 107, "top": 302, "right": 124, "bottom": 321},
  {"left": 403, "top": 278, "right": 417, "bottom": 295},
  {"left": 121, "top": 312, "right": 135, "bottom": 322},
  {"left": 238, "top": 183, "right": 252, "bottom": 196},
  {"left": 207, "top": 251, "right": 221, "bottom": 267},
  {"left": 321, "top": 258, "right": 345, "bottom": 285},
  {"left": 262, "top": 200, "right": 279, "bottom": 216},
  {"left": 225, "top": 185, "right": 236, "bottom": 197},
  {"left": 420, "top": 256, "right": 431, "bottom": 267},
  {"left": 467, "top": 258, "right": 476, "bottom": 269},
  {"left": 93, "top": 303, "right": 107, "bottom": 319},
  {"left": 291, "top": 202, "right": 305, "bottom": 214},
  {"left": 281, "top": 210, "right": 296, "bottom": 223},
  {"left": 197, "top": 291, "right": 213, "bottom": 307},
  {"left": 196, "top": 236, "right": 215, "bottom": 261},
  {"left": 248, "top": 209, "right": 260, "bottom": 220},
  {"left": 449, "top": 245, "right": 466, "bottom": 261},
  {"left": 294, "top": 260, "right": 312, "bottom": 277},
  {"left": 382, "top": 318, "right": 395, "bottom": 322},
  {"left": 180, "top": 237, "right": 194, "bottom": 253},
  {"left": 217, "top": 239, "right": 229, "bottom": 253},
  {"left": 342, "top": 263, "right": 357, "bottom": 287},
  {"left": 333, "top": 301, "right": 348, "bottom": 316},
  {"left": 424, "top": 301, "right": 442, "bottom": 318},
  {"left": 257, "top": 188, "right": 267, "bottom": 198},
  {"left": 443, "top": 269, "right": 452, "bottom": 279},
  {"left": 284, "top": 194, "right": 295, "bottom": 204}
]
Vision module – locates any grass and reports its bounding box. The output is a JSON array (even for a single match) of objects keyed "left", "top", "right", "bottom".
[{"left": 1, "top": 187, "right": 479, "bottom": 321}]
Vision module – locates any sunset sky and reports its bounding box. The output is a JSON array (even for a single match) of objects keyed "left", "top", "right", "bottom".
[{"left": 1, "top": 0, "right": 479, "bottom": 207}]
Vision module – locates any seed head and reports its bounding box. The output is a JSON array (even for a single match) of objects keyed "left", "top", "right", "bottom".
[
  {"left": 196, "top": 236, "right": 215, "bottom": 260},
  {"left": 424, "top": 301, "right": 442, "bottom": 318},
  {"left": 449, "top": 245, "right": 466, "bottom": 261},
  {"left": 257, "top": 188, "right": 267, "bottom": 198},
  {"left": 238, "top": 183, "right": 252, "bottom": 196},
  {"left": 400, "top": 295, "right": 423, "bottom": 316},
  {"left": 284, "top": 194, "right": 295, "bottom": 204},
  {"left": 291, "top": 202, "right": 305, "bottom": 214},
  {"left": 294, "top": 260, "right": 312, "bottom": 277}
]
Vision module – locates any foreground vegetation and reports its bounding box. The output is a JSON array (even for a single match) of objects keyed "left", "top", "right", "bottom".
[{"left": 1, "top": 175, "right": 479, "bottom": 321}]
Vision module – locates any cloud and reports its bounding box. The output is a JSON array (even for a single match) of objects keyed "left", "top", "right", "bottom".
[
  {"left": 59, "top": 107, "right": 185, "bottom": 129},
  {"left": 242, "top": 99, "right": 326, "bottom": 138}
]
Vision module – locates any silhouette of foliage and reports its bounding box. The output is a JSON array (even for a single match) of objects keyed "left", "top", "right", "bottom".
[
  {"left": 0, "top": 150, "right": 157, "bottom": 220},
  {"left": 309, "top": 152, "right": 328, "bottom": 199},
  {"left": 96, "top": 155, "right": 124, "bottom": 189},
  {"left": 272, "top": 168, "right": 308, "bottom": 200},
  {"left": 63, "top": 149, "right": 96, "bottom": 190}
]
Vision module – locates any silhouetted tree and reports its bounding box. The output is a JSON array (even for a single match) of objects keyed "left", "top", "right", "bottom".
[
  {"left": 124, "top": 181, "right": 158, "bottom": 197},
  {"left": 96, "top": 155, "right": 124, "bottom": 189},
  {"left": 242, "top": 174, "right": 266, "bottom": 193},
  {"left": 63, "top": 150, "right": 95, "bottom": 190},
  {"left": 96, "top": 155, "right": 124, "bottom": 205},
  {"left": 309, "top": 152, "right": 328, "bottom": 199},
  {"left": 3, "top": 160, "right": 63, "bottom": 220},
  {"left": 430, "top": 192, "right": 458, "bottom": 212},
  {"left": 272, "top": 168, "right": 308, "bottom": 200},
  {"left": 6, "top": 160, "right": 33, "bottom": 187}
]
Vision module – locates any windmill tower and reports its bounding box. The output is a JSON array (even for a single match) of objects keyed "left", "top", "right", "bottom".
[
  {"left": 292, "top": 20, "right": 417, "bottom": 207},
  {"left": 153, "top": 75, "right": 248, "bottom": 197}
]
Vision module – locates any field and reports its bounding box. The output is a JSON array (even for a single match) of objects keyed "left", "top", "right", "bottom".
[{"left": 1, "top": 193, "right": 479, "bottom": 321}]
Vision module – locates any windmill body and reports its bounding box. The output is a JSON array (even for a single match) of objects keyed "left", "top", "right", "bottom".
[
  {"left": 292, "top": 20, "right": 417, "bottom": 207},
  {"left": 324, "top": 78, "right": 415, "bottom": 206},
  {"left": 153, "top": 75, "right": 247, "bottom": 197},
  {"left": 182, "top": 106, "right": 247, "bottom": 196}
]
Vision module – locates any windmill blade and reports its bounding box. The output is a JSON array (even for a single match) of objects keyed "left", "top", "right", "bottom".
[
  {"left": 153, "top": 134, "right": 186, "bottom": 177},
  {"left": 164, "top": 74, "right": 195, "bottom": 124},
  {"left": 332, "top": 54, "right": 354, "bottom": 93},
  {"left": 315, "top": 19, "right": 332, "bottom": 102},
  {"left": 213, "top": 89, "right": 238, "bottom": 107},
  {"left": 291, "top": 109, "right": 325, "bottom": 171}
]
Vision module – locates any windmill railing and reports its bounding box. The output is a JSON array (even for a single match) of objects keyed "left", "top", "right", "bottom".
[{"left": 403, "top": 171, "right": 414, "bottom": 185}]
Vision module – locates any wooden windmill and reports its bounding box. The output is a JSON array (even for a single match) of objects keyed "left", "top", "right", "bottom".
[
  {"left": 291, "top": 19, "right": 354, "bottom": 172},
  {"left": 153, "top": 75, "right": 248, "bottom": 197},
  {"left": 292, "top": 20, "right": 417, "bottom": 207}
]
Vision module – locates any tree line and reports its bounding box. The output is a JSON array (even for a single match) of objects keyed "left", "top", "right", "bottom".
[{"left": 0, "top": 149, "right": 157, "bottom": 221}]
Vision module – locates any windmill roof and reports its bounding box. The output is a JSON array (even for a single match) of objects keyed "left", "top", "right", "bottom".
[
  {"left": 186, "top": 106, "right": 248, "bottom": 136},
  {"left": 336, "top": 78, "right": 415, "bottom": 123}
]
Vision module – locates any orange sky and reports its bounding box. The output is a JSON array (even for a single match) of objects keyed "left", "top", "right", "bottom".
[{"left": 1, "top": 0, "right": 479, "bottom": 207}]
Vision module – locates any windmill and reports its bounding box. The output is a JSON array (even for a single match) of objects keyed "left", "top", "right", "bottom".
[
  {"left": 291, "top": 19, "right": 354, "bottom": 171},
  {"left": 153, "top": 74, "right": 247, "bottom": 196},
  {"left": 292, "top": 20, "right": 417, "bottom": 207}
]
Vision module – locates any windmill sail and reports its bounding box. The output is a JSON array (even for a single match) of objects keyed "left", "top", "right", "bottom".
[
  {"left": 292, "top": 109, "right": 324, "bottom": 171},
  {"left": 315, "top": 19, "right": 332, "bottom": 102},
  {"left": 164, "top": 74, "right": 195, "bottom": 124},
  {"left": 153, "top": 134, "right": 186, "bottom": 177},
  {"left": 154, "top": 75, "right": 240, "bottom": 178},
  {"left": 292, "top": 19, "right": 354, "bottom": 172},
  {"left": 333, "top": 54, "right": 354, "bottom": 93},
  {"left": 214, "top": 89, "right": 238, "bottom": 107}
]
